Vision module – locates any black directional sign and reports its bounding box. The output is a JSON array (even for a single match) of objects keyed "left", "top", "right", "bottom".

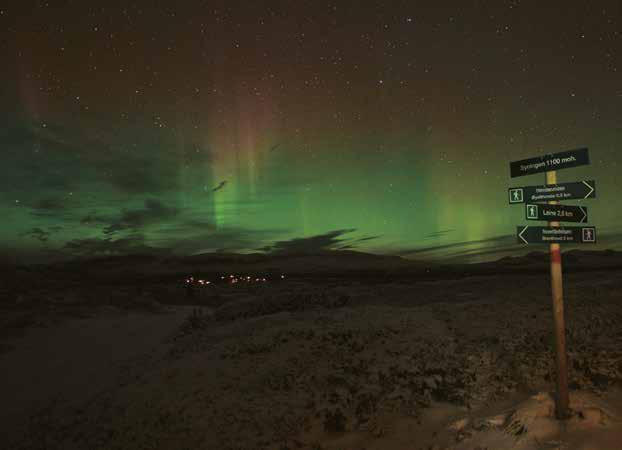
[
  {"left": 525, "top": 204, "right": 588, "bottom": 223},
  {"left": 510, "top": 148, "right": 590, "bottom": 178},
  {"left": 508, "top": 180, "right": 595, "bottom": 204},
  {"left": 517, "top": 226, "right": 596, "bottom": 244}
]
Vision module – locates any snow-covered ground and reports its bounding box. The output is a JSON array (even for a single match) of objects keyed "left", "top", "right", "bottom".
[{"left": 2, "top": 267, "right": 622, "bottom": 450}]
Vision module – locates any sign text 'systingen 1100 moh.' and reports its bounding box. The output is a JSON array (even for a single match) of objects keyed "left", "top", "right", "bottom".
[{"left": 509, "top": 148, "right": 590, "bottom": 178}]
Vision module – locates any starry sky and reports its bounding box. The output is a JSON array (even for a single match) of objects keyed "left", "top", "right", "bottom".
[{"left": 1, "top": 1, "right": 621, "bottom": 263}]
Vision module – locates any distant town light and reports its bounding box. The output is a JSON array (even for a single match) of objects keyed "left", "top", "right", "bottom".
[{"left": 183, "top": 273, "right": 286, "bottom": 287}]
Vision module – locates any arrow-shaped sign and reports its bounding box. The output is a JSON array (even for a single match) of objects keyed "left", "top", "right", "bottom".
[
  {"left": 517, "top": 226, "right": 596, "bottom": 244},
  {"left": 525, "top": 204, "right": 588, "bottom": 223},
  {"left": 508, "top": 180, "right": 596, "bottom": 204},
  {"left": 518, "top": 225, "right": 529, "bottom": 244},
  {"left": 581, "top": 180, "right": 595, "bottom": 198}
]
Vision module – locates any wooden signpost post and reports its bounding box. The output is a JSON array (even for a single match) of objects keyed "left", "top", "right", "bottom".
[{"left": 509, "top": 148, "right": 596, "bottom": 420}]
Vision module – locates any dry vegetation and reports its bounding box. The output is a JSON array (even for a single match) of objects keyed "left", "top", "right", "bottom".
[{"left": 2, "top": 254, "right": 622, "bottom": 449}]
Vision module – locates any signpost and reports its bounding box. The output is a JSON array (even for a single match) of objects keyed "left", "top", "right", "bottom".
[
  {"left": 509, "top": 147, "right": 596, "bottom": 420},
  {"left": 525, "top": 204, "right": 588, "bottom": 223},
  {"left": 509, "top": 180, "right": 596, "bottom": 204},
  {"left": 517, "top": 225, "right": 596, "bottom": 243},
  {"left": 510, "top": 147, "right": 590, "bottom": 178}
]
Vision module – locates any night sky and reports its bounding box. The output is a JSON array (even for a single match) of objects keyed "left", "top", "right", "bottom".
[{"left": 1, "top": 1, "right": 621, "bottom": 263}]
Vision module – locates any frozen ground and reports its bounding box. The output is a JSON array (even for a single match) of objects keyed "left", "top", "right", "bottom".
[{"left": 1, "top": 261, "right": 622, "bottom": 449}]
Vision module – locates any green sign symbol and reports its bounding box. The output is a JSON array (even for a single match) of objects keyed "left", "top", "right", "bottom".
[
  {"left": 510, "top": 188, "right": 523, "bottom": 203},
  {"left": 527, "top": 204, "right": 538, "bottom": 219}
]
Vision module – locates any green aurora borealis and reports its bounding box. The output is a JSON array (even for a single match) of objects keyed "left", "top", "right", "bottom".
[{"left": 1, "top": 1, "right": 621, "bottom": 263}]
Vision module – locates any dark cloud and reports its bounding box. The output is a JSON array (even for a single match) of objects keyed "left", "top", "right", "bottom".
[
  {"left": 399, "top": 229, "right": 622, "bottom": 263},
  {"left": 442, "top": 243, "right": 528, "bottom": 263},
  {"left": 77, "top": 207, "right": 286, "bottom": 256},
  {"left": 398, "top": 234, "right": 513, "bottom": 257},
  {"left": 211, "top": 181, "right": 227, "bottom": 192},
  {"left": 28, "top": 197, "right": 69, "bottom": 217},
  {"left": 0, "top": 123, "right": 84, "bottom": 192},
  {"left": 444, "top": 237, "right": 621, "bottom": 264},
  {"left": 261, "top": 229, "right": 358, "bottom": 254},
  {"left": 353, "top": 235, "right": 380, "bottom": 243},
  {"left": 105, "top": 159, "right": 179, "bottom": 194},
  {"left": 64, "top": 221, "right": 284, "bottom": 258},
  {"left": 32, "top": 198, "right": 66, "bottom": 211},
  {"left": 93, "top": 138, "right": 207, "bottom": 195},
  {"left": 334, "top": 235, "right": 380, "bottom": 250},
  {"left": 102, "top": 223, "right": 126, "bottom": 235},
  {"left": 448, "top": 228, "right": 622, "bottom": 262},
  {"left": 20, "top": 225, "right": 65, "bottom": 242},
  {"left": 156, "top": 218, "right": 218, "bottom": 234},
  {"left": 102, "top": 199, "right": 179, "bottom": 235},
  {"left": 80, "top": 210, "right": 107, "bottom": 226},
  {"left": 423, "top": 229, "right": 455, "bottom": 239},
  {"left": 168, "top": 226, "right": 284, "bottom": 255},
  {"left": 1, "top": 118, "right": 186, "bottom": 195},
  {"left": 63, "top": 234, "right": 167, "bottom": 256},
  {"left": 21, "top": 227, "right": 51, "bottom": 242}
]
